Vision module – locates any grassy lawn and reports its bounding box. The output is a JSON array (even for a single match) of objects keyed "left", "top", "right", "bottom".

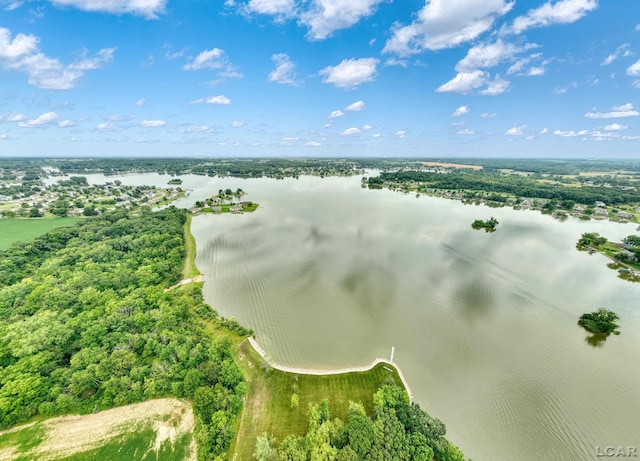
[
  {"left": 0, "top": 217, "right": 82, "bottom": 251},
  {"left": 183, "top": 213, "right": 200, "bottom": 279},
  {"left": 54, "top": 427, "right": 192, "bottom": 461},
  {"left": 599, "top": 241, "right": 640, "bottom": 271},
  {"left": 230, "top": 339, "right": 405, "bottom": 459}
]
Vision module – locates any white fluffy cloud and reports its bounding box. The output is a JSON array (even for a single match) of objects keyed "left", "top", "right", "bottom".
[
  {"left": 626, "top": 59, "right": 640, "bottom": 76},
  {"left": 141, "top": 120, "right": 166, "bottom": 127},
  {"left": 457, "top": 129, "right": 475, "bottom": 135},
  {"left": 0, "top": 27, "right": 38, "bottom": 59},
  {"left": 184, "top": 48, "right": 228, "bottom": 70},
  {"left": 95, "top": 122, "right": 118, "bottom": 131},
  {"left": 47, "top": 0, "right": 166, "bottom": 18},
  {"left": 0, "top": 27, "right": 114, "bottom": 89},
  {"left": 456, "top": 40, "right": 536, "bottom": 72},
  {"left": 452, "top": 105, "right": 469, "bottom": 117},
  {"left": 301, "top": 0, "right": 384, "bottom": 40},
  {"left": 383, "top": 0, "right": 514, "bottom": 55},
  {"left": 509, "top": 0, "right": 597, "bottom": 35},
  {"left": 231, "top": 120, "right": 245, "bottom": 127},
  {"left": 0, "top": 113, "right": 26, "bottom": 122},
  {"left": 245, "top": 0, "right": 295, "bottom": 16},
  {"left": 319, "top": 57, "right": 378, "bottom": 89},
  {"left": 395, "top": 130, "right": 406, "bottom": 138},
  {"left": 554, "top": 129, "right": 588, "bottom": 137},
  {"left": 437, "top": 70, "right": 487, "bottom": 94},
  {"left": 18, "top": 111, "right": 57, "bottom": 127},
  {"left": 481, "top": 75, "right": 510, "bottom": 95},
  {"left": 602, "top": 123, "right": 627, "bottom": 131},
  {"left": 585, "top": 103, "right": 639, "bottom": 119},
  {"left": 505, "top": 125, "right": 526, "bottom": 135},
  {"left": 189, "top": 95, "right": 232, "bottom": 105},
  {"left": 268, "top": 53, "right": 298, "bottom": 85},
  {"left": 345, "top": 100, "right": 365, "bottom": 111},
  {"left": 328, "top": 110, "right": 345, "bottom": 119},
  {"left": 342, "top": 127, "right": 361, "bottom": 135},
  {"left": 601, "top": 44, "right": 630, "bottom": 66}
]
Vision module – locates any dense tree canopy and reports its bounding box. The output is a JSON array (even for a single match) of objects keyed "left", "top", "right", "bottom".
[
  {"left": 579, "top": 309, "right": 621, "bottom": 335},
  {"left": 0, "top": 207, "right": 246, "bottom": 460},
  {"left": 373, "top": 171, "right": 640, "bottom": 206}
]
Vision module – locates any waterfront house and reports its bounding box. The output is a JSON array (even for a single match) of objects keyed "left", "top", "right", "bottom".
[{"left": 616, "top": 211, "right": 633, "bottom": 220}]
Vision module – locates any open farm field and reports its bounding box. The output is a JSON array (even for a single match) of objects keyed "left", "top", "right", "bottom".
[{"left": 0, "top": 218, "right": 82, "bottom": 250}]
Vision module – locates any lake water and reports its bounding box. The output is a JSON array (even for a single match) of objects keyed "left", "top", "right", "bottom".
[{"left": 52, "top": 172, "right": 640, "bottom": 461}]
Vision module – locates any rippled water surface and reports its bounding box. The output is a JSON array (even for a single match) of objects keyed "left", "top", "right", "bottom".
[
  {"left": 51, "top": 172, "right": 640, "bottom": 461},
  {"left": 191, "top": 175, "right": 640, "bottom": 461}
]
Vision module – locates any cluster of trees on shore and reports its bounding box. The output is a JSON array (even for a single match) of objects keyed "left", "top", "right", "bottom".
[
  {"left": 576, "top": 233, "right": 640, "bottom": 261},
  {"left": 372, "top": 171, "right": 639, "bottom": 206},
  {"left": 254, "top": 383, "right": 466, "bottom": 461},
  {"left": 0, "top": 208, "right": 245, "bottom": 459}
]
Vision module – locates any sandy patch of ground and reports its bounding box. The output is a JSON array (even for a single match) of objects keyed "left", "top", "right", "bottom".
[
  {"left": 1, "top": 398, "right": 195, "bottom": 461},
  {"left": 165, "top": 274, "right": 203, "bottom": 292}
]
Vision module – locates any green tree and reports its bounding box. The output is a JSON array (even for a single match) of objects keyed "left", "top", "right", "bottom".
[
  {"left": 622, "top": 235, "right": 640, "bottom": 248},
  {"left": 578, "top": 308, "right": 621, "bottom": 335},
  {"left": 254, "top": 433, "right": 278, "bottom": 461}
]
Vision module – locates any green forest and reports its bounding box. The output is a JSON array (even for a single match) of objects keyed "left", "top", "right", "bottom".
[{"left": 0, "top": 208, "right": 246, "bottom": 460}]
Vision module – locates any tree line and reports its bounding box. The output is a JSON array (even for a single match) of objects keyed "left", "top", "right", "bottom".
[{"left": 373, "top": 171, "right": 640, "bottom": 206}]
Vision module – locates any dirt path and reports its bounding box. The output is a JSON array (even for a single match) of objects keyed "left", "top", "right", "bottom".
[
  {"left": 165, "top": 274, "right": 203, "bottom": 292},
  {"left": 247, "top": 337, "right": 414, "bottom": 401}
]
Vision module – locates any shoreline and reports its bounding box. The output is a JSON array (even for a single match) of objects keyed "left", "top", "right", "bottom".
[
  {"left": 185, "top": 206, "right": 417, "bottom": 403},
  {"left": 247, "top": 336, "right": 414, "bottom": 401}
]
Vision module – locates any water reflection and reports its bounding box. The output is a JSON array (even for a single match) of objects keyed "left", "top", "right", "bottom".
[{"left": 585, "top": 332, "right": 608, "bottom": 348}]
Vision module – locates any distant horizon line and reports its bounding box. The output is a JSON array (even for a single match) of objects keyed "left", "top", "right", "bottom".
[{"left": 1, "top": 156, "right": 639, "bottom": 162}]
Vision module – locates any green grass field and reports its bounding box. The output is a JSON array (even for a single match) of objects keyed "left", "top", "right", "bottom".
[
  {"left": 0, "top": 217, "right": 83, "bottom": 251},
  {"left": 230, "top": 339, "right": 405, "bottom": 459},
  {"left": 183, "top": 213, "right": 200, "bottom": 279}
]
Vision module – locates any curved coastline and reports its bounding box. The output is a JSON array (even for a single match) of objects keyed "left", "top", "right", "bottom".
[
  {"left": 246, "top": 336, "right": 414, "bottom": 401},
  {"left": 186, "top": 211, "right": 416, "bottom": 402}
]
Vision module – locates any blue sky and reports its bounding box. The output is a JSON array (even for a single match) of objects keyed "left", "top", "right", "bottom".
[{"left": 0, "top": 0, "right": 639, "bottom": 157}]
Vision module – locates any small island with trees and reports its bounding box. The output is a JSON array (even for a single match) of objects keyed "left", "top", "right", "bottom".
[
  {"left": 471, "top": 217, "right": 499, "bottom": 232},
  {"left": 578, "top": 308, "right": 621, "bottom": 336},
  {"left": 192, "top": 188, "right": 259, "bottom": 214}
]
